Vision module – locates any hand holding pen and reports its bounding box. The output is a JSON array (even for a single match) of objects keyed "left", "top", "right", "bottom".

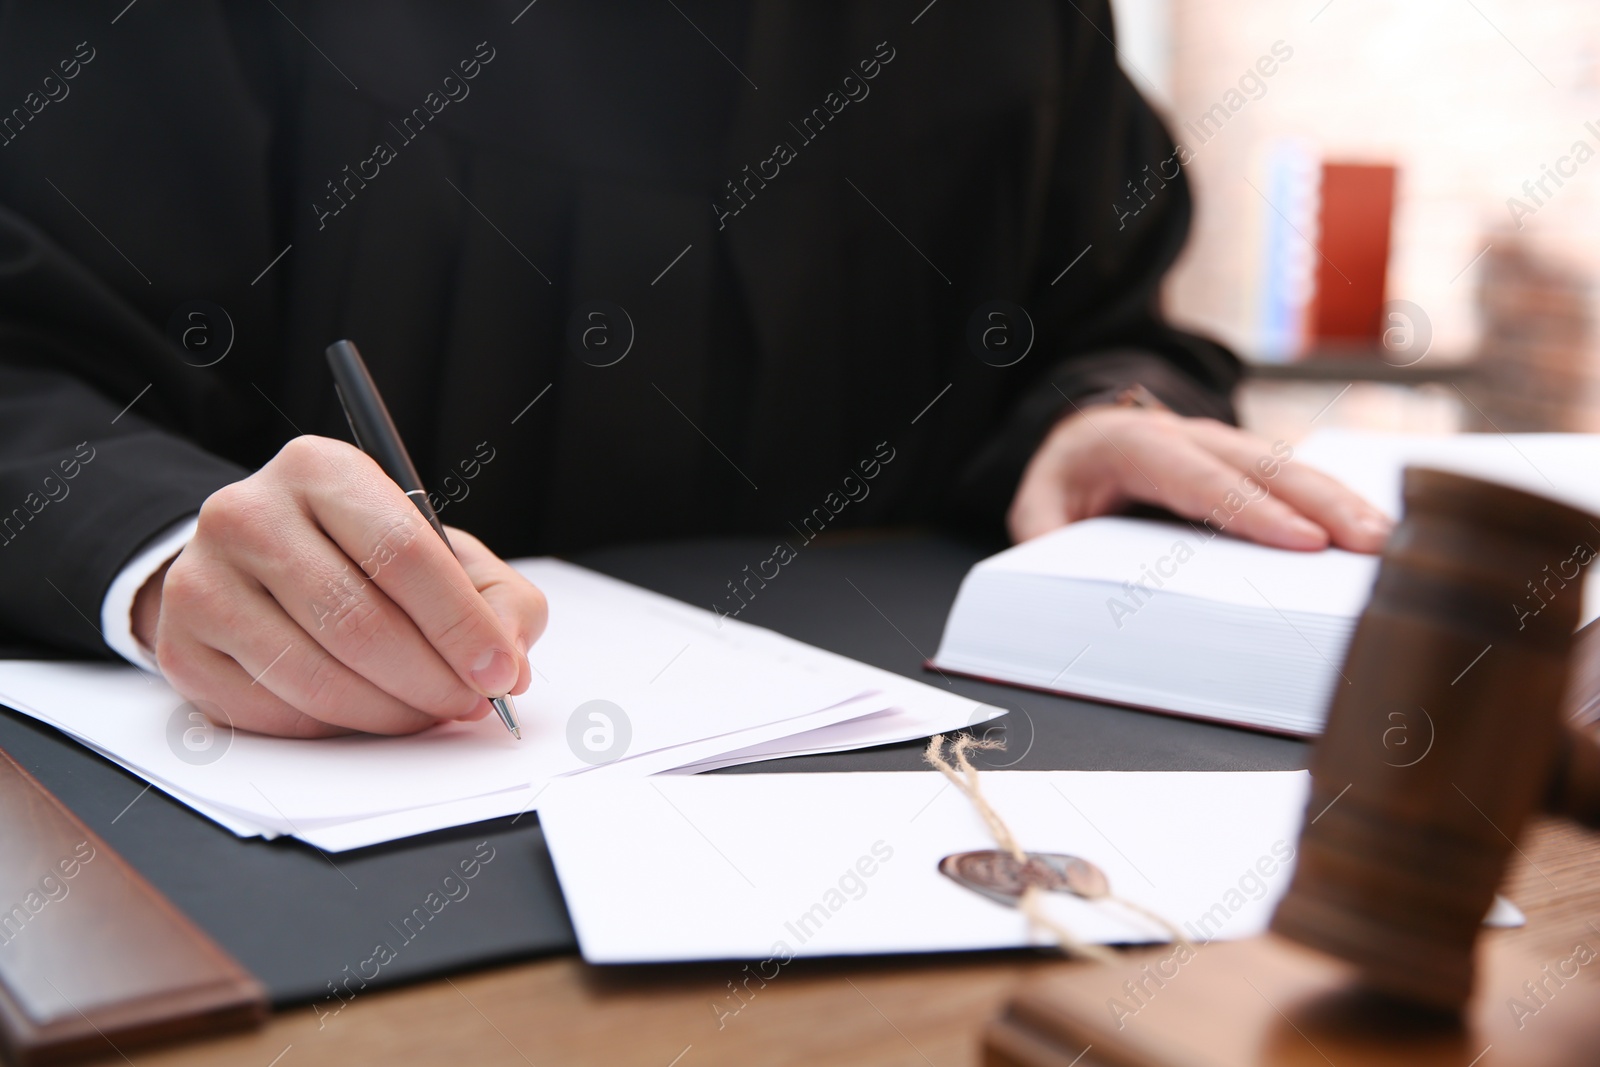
[
  {"left": 325, "top": 340, "right": 525, "bottom": 738},
  {"left": 129, "top": 344, "right": 546, "bottom": 739}
]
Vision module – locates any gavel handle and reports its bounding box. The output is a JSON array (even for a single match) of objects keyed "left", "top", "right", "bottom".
[{"left": 1548, "top": 725, "right": 1600, "bottom": 829}]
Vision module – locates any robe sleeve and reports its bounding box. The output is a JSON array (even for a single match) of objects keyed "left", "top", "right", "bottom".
[
  {"left": 0, "top": 205, "right": 245, "bottom": 656},
  {"left": 948, "top": 0, "right": 1244, "bottom": 537}
]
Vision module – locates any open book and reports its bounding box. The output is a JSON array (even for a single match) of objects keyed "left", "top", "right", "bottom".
[{"left": 931, "top": 431, "right": 1600, "bottom": 736}]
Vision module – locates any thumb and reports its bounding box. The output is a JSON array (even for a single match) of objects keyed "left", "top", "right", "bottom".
[{"left": 1007, "top": 475, "right": 1073, "bottom": 543}]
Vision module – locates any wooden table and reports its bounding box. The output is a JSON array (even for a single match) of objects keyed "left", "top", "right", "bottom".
[{"left": 109, "top": 817, "right": 1600, "bottom": 1067}]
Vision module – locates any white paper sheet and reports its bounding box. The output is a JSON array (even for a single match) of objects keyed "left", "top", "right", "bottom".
[
  {"left": 0, "top": 562, "right": 880, "bottom": 825},
  {"left": 1294, "top": 430, "right": 1600, "bottom": 520},
  {"left": 278, "top": 689, "right": 1004, "bottom": 850},
  {"left": 295, "top": 785, "right": 544, "bottom": 852},
  {"left": 539, "top": 771, "right": 1315, "bottom": 963},
  {"left": 979, "top": 517, "right": 1380, "bottom": 617},
  {"left": 1296, "top": 430, "right": 1600, "bottom": 625},
  {"left": 662, "top": 708, "right": 975, "bottom": 775},
  {"left": 287, "top": 706, "right": 1005, "bottom": 852},
  {"left": 577, "top": 683, "right": 1001, "bottom": 780},
  {"left": 0, "top": 559, "right": 999, "bottom": 846}
]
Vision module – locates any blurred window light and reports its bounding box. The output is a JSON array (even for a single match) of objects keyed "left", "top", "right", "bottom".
[{"left": 1109, "top": 0, "right": 1173, "bottom": 110}]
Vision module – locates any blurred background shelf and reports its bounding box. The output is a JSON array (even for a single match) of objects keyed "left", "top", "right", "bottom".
[
  {"left": 1108, "top": 0, "right": 1600, "bottom": 441},
  {"left": 1241, "top": 353, "right": 1476, "bottom": 382}
]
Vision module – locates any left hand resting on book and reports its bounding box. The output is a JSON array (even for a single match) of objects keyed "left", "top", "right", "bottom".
[{"left": 1006, "top": 406, "right": 1392, "bottom": 553}]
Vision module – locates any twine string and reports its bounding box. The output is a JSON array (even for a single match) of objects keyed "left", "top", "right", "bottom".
[{"left": 924, "top": 733, "right": 1192, "bottom": 962}]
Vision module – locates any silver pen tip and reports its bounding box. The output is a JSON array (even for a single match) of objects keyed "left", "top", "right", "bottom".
[{"left": 491, "top": 694, "right": 521, "bottom": 739}]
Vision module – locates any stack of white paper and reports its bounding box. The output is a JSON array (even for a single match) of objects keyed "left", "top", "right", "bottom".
[
  {"left": 932, "top": 431, "right": 1600, "bottom": 736},
  {"left": 0, "top": 560, "right": 1000, "bottom": 850}
]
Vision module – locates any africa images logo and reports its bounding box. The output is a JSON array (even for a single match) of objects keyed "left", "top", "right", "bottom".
[
  {"left": 566, "top": 699, "right": 632, "bottom": 765},
  {"left": 166, "top": 700, "right": 233, "bottom": 766},
  {"left": 567, "top": 301, "right": 634, "bottom": 367}
]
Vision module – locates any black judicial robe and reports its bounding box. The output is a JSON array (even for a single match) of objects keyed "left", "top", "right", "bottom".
[{"left": 0, "top": 1, "right": 1239, "bottom": 656}]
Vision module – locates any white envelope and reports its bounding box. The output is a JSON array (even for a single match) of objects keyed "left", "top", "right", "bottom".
[{"left": 540, "top": 770, "right": 1316, "bottom": 963}]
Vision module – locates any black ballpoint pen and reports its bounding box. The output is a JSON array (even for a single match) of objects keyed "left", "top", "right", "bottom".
[{"left": 324, "top": 339, "right": 522, "bottom": 739}]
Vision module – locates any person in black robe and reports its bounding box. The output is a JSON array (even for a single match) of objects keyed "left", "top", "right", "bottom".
[{"left": 0, "top": 2, "right": 1388, "bottom": 736}]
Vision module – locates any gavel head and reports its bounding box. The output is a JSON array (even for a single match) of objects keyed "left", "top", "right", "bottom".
[{"left": 1270, "top": 467, "right": 1596, "bottom": 1012}]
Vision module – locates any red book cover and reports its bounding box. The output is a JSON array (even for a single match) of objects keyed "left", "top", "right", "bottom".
[{"left": 1309, "top": 162, "right": 1397, "bottom": 346}]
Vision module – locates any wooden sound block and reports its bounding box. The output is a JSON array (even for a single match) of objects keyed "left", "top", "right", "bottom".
[
  {"left": 0, "top": 746, "right": 267, "bottom": 1065},
  {"left": 984, "top": 933, "right": 1600, "bottom": 1067}
]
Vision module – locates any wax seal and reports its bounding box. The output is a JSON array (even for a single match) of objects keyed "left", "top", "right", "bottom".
[{"left": 938, "top": 850, "right": 1109, "bottom": 907}]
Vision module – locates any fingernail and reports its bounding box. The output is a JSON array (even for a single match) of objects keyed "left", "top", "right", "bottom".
[
  {"left": 471, "top": 648, "right": 517, "bottom": 696},
  {"left": 1358, "top": 513, "right": 1395, "bottom": 539},
  {"left": 1286, "top": 516, "right": 1327, "bottom": 545}
]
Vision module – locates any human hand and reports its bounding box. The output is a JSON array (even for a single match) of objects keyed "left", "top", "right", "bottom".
[
  {"left": 133, "top": 435, "right": 547, "bottom": 738},
  {"left": 1006, "top": 405, "right": 1392, "bottom": 552}
]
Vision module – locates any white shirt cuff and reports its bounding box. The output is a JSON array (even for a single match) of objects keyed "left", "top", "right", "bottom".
[{"left": 101, "top": 516, "right": 198, "bottom": 674}]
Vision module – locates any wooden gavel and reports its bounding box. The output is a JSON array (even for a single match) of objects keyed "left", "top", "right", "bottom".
[
  {"left": 1271, "top": 466, "right": 1600, "bottom": 1012},
  {"left": 983, "top": 468, "right": 1600, "bottom": 1066}
]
